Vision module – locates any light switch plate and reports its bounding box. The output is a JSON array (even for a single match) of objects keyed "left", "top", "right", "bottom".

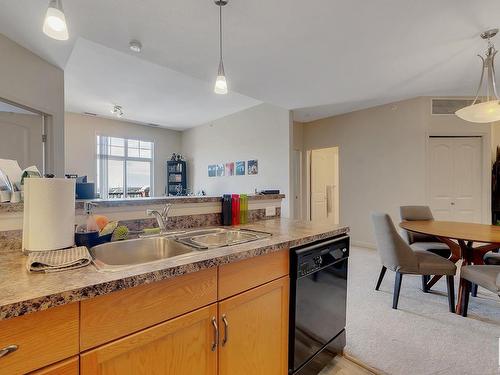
[{"left": 265, "top": 206, "right": 276, "bottom": 217}]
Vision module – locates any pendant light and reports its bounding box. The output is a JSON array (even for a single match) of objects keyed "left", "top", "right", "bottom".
[
  {"left": 214, "top": 0, "right": 228, "bottom": 95},
  {"left": 43, "top": 0, "right": 69, "bottom": 41},
  {"left": 456, "top": 29, "right": 500, "bottom": 123}
]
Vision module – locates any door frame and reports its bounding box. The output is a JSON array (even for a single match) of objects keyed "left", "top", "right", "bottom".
[
  {"left": 425, "top": 132, "right": 490, "bottom": 224},
  {"left": 306, "top": 146, "right": 340, "bottom": 222}
]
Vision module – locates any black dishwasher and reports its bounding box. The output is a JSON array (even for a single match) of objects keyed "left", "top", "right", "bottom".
[{"left": 289, "top": 235, "right": 349, "bottom": 375}]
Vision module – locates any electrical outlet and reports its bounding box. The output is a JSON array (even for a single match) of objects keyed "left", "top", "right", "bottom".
[{"left": 265, "top": 206, "right": 276, "bottom": 217}]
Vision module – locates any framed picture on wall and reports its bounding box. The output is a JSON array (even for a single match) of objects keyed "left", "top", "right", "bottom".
[
  {"left": 225, "top": 162, "right": 234, "bottom": 176},
  {"left": 248, "top": 160, "right": 258, "bottom": 175},
  {"left": 235, "top": 161, "right": 245, "bottom": 176},
  {"left": 216, "top": 163, "right": 225, "bottom": 177},
  {"left": 208, "top": 165, "right": 216, "bottom": 177}
]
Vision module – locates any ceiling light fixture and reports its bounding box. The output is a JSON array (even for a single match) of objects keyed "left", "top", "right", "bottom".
[
  {"left": 214, "top": 0, "right": 228, "bottom": 95},
  {"left": 456, "top": 28, "right": 500, "bottom": 123},
  {"left": 43, "top": 0, "right": 69, "bottom": 41},
  {"left": 129, "top": 40, "right": 142, "bottom": 53},
  {"left": 111, "top": 105, "right": 124, "bottom": 118}
]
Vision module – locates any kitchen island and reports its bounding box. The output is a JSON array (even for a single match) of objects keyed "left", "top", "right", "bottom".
[{"left": 0, "top": 218, "right": 348, "bottom": 375}]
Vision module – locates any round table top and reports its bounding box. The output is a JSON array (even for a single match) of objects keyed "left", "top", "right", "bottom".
[{"left": 399, "top": 220, "right": 500, "bottom": 244}]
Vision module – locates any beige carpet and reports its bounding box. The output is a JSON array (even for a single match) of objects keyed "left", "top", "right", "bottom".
[{"left": 345, "top": 247, "right": 500, "bottom": 375}]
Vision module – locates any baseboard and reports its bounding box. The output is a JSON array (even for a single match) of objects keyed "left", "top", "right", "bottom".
[
  {"left": 351, "top": 240, "right": 376, "bottom": 249},
  {"left": 343, "top": 351, "right": 386, "bottom": 375}
]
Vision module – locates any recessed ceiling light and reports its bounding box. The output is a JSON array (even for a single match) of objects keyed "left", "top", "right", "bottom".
[{"left": 129, "top": 40, "right": 142, "bottom": 53}]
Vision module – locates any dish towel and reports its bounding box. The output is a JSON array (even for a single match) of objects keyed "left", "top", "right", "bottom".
[{"left": 27, "top": 246, "right": 92, "bottom": 273}]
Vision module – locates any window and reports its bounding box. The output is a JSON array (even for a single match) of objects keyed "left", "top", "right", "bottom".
[{"left": 96, "top": 135, "right": 154, "bottom": 199}]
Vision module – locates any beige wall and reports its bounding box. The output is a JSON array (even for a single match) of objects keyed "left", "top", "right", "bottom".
[
  {"left": 0, "top": 34, "right": 64, "bottom": 176},
  {"left": 65, "top": 113, "right": 182, "bottom": 196},
  {"left": 181, "top": 103, "right": 292, "bottom": 217},
  {"left": 301, "top": 97, "right": 493, "bottom": 247}
]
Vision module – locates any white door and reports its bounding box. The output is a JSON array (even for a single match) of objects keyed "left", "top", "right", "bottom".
[
  {"left": 428, "top": 137, "right": 482, "bottom": 223},
  {"left": 310, "top": 147, "right": 339, "bottom": 223},
  {"left": 292, "top": 150, "right": 302, "bottom": 220}
]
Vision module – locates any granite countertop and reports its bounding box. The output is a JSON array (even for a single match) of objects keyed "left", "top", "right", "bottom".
[
  {"left": 0, "top": 194, "right": 286, "bottom": 213},
  {"left": 0, "top": 218, "right": 348, "bottom": 321}
]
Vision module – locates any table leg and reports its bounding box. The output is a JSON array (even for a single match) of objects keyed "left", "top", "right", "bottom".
[
  {"left": 426, "top": 236, "right": 461, "bottom": 290},
  {"left": 455, "top": 240, "right": 472, "bottom": 314}
]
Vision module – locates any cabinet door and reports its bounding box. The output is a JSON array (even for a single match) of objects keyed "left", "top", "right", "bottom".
[
  {"left": 80, "top": 304, "right": 217, "bottom": 375},
  {"left": 219, "top": 277, "right": 289, "bottom": 375}
]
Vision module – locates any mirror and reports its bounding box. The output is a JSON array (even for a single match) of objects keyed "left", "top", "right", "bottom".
[{"left": 0, "top": 99, "right": 45, "bottom": 178}]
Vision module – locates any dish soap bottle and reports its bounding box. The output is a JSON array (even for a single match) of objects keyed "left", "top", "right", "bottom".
[{"left": 84, "top": 202, "right": 99, "bottom": 232}]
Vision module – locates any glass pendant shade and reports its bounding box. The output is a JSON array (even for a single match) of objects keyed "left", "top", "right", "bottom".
[
  {"left": 43, "top": 0, "right": 68, "bottom": 41},
  {"left": 214, "top": 75, "right": 228, "bottom": 94},
  {"left": 456, "top": 29, "right": 500, "bottom": 123},
  {"left": 455, "top": 100, "right": 500, "bottom": 123},
  {"left": 214, "top": 60, "right": 228, "bottom": 94}
]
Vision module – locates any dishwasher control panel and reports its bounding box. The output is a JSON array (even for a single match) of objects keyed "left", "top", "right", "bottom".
[{"left": 294, "top": 236, "right": 349, "bottom": 277}]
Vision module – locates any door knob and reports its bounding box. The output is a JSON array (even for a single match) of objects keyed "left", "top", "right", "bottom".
[{"left": 451, "top": 202, "right": 455, "bottom": 205}]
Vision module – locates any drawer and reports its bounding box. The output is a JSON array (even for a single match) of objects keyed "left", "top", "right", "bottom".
[
  {"left": 80, "top": 267, "right": 217, "bottom": 350},
  {"left": 218, "top": 249, "right": 289, "bottom": 299},
  {"left": 29, "top": 356, "right": 79, "bottom": 375},
  {"left": 0, "top": 303, "right": 79, "bottom": 375}
]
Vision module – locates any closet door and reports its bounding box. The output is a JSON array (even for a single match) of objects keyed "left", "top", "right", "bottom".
[{"left": 428, "top": 137, "right": 482, "bottom": 222}]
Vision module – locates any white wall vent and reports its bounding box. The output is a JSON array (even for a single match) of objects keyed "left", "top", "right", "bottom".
[{"left": 431, "top": 99, "right": 474, "bottom": 115}]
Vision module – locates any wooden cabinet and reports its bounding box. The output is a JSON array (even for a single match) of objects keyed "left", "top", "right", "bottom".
[
  {"left": 81, "top": 268, "right": 217, "bottom": 350},
  {"left": 219, "top": 250, "right": 288, "bottom": 299},
  {"left": 3, "top": 251, "right": 290, "bottom": 375},
  {"left": 80, "top": 304, "right": 218, "bottom": 375},
  {"left": 0, "top": 303, "right": 79, "bottom": 375},
  {"left": 30, "top": 357, "right": 79, "bottom": 375},
  {"left": 218, "top": 277, "right": 289, "bottom": 375}
]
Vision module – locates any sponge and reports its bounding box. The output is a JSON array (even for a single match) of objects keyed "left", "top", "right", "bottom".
[{"left": 143, "top": 228, "right": 161, "bottom": 236}]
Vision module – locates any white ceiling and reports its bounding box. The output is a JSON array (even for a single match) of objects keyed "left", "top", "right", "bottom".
[{"left": 0, "top": 0, "right": 500, "bottom": 126}]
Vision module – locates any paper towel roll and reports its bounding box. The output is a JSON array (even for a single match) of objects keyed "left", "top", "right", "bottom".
[{"left": 22, "top": 178, "right": 76, "bottom": 252}]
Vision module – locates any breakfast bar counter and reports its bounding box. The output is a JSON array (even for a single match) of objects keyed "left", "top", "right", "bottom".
[{"left": 0, "top": 218, "right": 348, "bottom": 320}]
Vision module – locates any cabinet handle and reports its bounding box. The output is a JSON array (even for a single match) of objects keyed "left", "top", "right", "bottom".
[
  {"left": 222, "top": 314, "right": 229, "bottom": 346},
  {"left": 211, "top": 317, "right": 218, "bottom": 352},
  {"left": 0, "top": 345, "right": 18, "bottom": 358}
]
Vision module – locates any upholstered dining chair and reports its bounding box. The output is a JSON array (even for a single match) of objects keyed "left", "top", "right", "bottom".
[
  {"left": 459, "top": 265, "right": 500, "bottom": 317},
  {"left": 470, "top": 251, "right": 500, "bottom": 297},
  {"left": 399, "top": 206, "right": 452, "bottom": 258},
  {"left": 371, "top": 212, "right": 457, "bottom": 311},
  {"left": 400, "top": 205, "right": 458, "bottom": 292}
]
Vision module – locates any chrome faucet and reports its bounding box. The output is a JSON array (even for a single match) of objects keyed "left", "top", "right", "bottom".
[{"left": 146, "top": 204, "right": 173, "bottom": 232}]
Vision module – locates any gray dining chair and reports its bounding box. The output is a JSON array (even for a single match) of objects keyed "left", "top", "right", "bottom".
[
  {"left": 469, "top": 251, "right": 500, "bottom": 297},
  {"left": 459, "top": 265, "right": 500, "bottom": 317},
  {"left": 400, "top": 205, "right": 456, "bottom": 292},
  {"left": 371, "top": 212, "right": 457, "bottom": 311},
  {"left": 399, "top": 206, "right": 452, "bottom": 258}
]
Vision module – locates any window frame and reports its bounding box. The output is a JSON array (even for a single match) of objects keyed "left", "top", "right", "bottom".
[{"left": 96, "top": 135, "right": 155, "bottom": 199}]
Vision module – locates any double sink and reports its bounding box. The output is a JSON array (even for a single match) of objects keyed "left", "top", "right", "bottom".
[{"left": 90, "top": 228, "right": 272, "bottom": 271}]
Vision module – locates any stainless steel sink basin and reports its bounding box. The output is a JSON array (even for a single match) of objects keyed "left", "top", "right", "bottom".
[
  {"left": 90, "top": 236, "right": 195, "bottom": 271},
  {"left": 90, "top": 227, "right": 272, "bottom": 271},
  {"left": 175, "top": 228, "right": 272, "bottom": 249}
]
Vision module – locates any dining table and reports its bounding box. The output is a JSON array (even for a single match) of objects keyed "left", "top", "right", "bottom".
[{"left": 399, "top": 220, "right": 500, "bottom": 314}]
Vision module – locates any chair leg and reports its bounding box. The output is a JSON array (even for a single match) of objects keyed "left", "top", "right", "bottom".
[
  {"left": 460, "top": 279, "right": 471, "bottom": 317},
  {"left": 471, "top": 283, "right": 478, "bottom": 297},
  {"left": 392, "top": 272, "right": 403, "bottom": 309},
  {"left": 375, "top": 266, "right": 387, "bottom": 291},
  {"left": 421, "top": 275, "right": 429, "bottom": 293},
  {"left": 446, "top": 275, "right": 455, "bottom": 313}
]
